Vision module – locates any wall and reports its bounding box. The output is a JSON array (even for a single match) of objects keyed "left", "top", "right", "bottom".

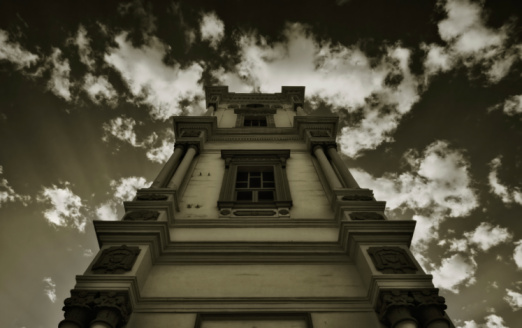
[{"left": 141, "top": 263, "right": 365, "bottom": 298}]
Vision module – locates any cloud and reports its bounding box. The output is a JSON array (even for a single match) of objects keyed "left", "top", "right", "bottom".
[
  {"left": 464, "top": 222, "right": 512, "bottom": 252},
  {"left": 71, "top": 24, "right": 95, "bottom": 69},
  {"left": 102, "top": 116, "right": 153, "bottom": 147},
  {"left": 37, "top": 183, "right": 86, "bottom": 232},
  {"left": 351, "top": 140, "right": 477, "bottom": 222},
  {"left": 0, "top": 166, "right": 31, "bottom": 207},
  {"left": 0, "top": 29, "right": 39, "bottom": 69},
  {"left": 489, "top": 94, "right": 522, "bottom": 116},
  {"left": 504, "top": 288, "right": 522, "bottom": 311},
  {"left": 118, "top": 0, "right": 157, "bottom": 36},
  {"left": 95, "top": 176, "right": 150, "bottom": 221},
  {"left": 104, "top": 33, "right": 205, "bottom": 120},
  {"left": 83, "top": 73, "right": 118, "bottom": 106},
  {"left": 146, "top": 129, "right": 174, "bottom": 163},
  {"left": 424, "top": 0, "right": 521, "bottom": 84},
  {"left": 457, "top": 314, "right": 509, "bottom": 328},
  {"left": 199, "top": 11, "right": 225, "bottom": 49},
  {"left": 42, "top": 277, "right": 57, "bottom": 303},
  {"left": 488, "top": 156, "right": 522, "bottom": 205},
  {"left": 431, "top": 253, "right": 477, "bottom": 293},
  {"left": 514, "top": 240, "right": 522, "bottom": 270},
  {"left": 213, "top": 23, "right": 424, "bottom": 157},
  {"left": 46, "top": 48, "right": 72, "bottom": 101}
]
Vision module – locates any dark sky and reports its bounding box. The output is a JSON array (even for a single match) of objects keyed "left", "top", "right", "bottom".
[{"left": 1, "top": 0, "right": 522, "bottom": 327}]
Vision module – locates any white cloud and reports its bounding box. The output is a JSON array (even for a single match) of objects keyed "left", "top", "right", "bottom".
[
  {"left": 0, "top": 29, "right": 39, "bottom": 69},
  {"left": 42, "top": 277, "right": 57, "bottom": 303},
  {"left": 426, "top": 0, "right": 521, "bottom": 84},
  {"left": 431, "top": 253, "right": 477, "bottom": 293},
  {"left": 46, "top": 48, "right": 72, "bottom": 101},
  {"left": 514, "top": 240, "right": 522, "bottom": 270},
  {"left": 94, "top": 201, "right": 119, "bottom": 221},
  {"left": 102, "top": 116, "right": 146, "bottom": 147},
  {"left": 458, "top": 314, "right": 509, "bottom": 328},
  {"left": 71, "top": 24, "right": 95, "bottom": 69},
  {"left": 94, "top": 176, "right": 150, "bottom": 221},
  {"left": 146, "top": 130, "right": 174, "bottom": 163},
  {"left": 504, "top": 288, "right": 522, "bottom": 311},
  {"left": 199, "top": 11, "right": 225, "bottom": 49},
  {"left": 352, "top": 140, "right": 477, "bottom": 221},
  {"left": 37, "top": 183, "right": 86, "bottom": 232},
  {"left": 465, "top": 222, "right": 512, "bottom": 251},
  {"left": 104, "top": 33, "right": 205, "bottom": 120},
  {"left": 488, "top": 156, "right": 522, "bottom": 205},
  {"left": 83, "top": 73, "right": 118, "bottom": 106},
  {"left": 213, "top": 23, "right": 423, "bottom": 157},
  {"left": 490, "top": 95, "right": 522, "bottom": 116},
  {"left": 0, "top": 166, "right": 31, "bottom": 207},
  {"left": 83, "top": 248, "right": 94, "bottom": 257}
]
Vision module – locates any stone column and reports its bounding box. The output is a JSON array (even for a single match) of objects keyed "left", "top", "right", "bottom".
[
  {"left": 378, "top": 291, "right": 418, "bottom": 328},
  {"left": 326, "top": 145, "right": 360, "bottom": 188},
  {"left": 89, "top": 292, "right": 129, "bottom": 328},
  {"left": 313, "top": 145, "right": 343, "bottom": 189},
  {"left": 412, "top": 290, "right": 450, "bottom": 328},
  {"left": 167, "top": 144, "right": 198, "bottom": 189},
  {"left": 150, "top": 144, "right": 185, "bottom": 188},
  {"left": 59, "top": 292, "right": 94, "bottom": 328},
  {"left": 296, "top": 105, "right": 305, "bottom": 116}
]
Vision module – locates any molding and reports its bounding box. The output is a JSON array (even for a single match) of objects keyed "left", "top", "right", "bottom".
[{"left": 92, "top": 245, "right": 141, "bottom": 274}]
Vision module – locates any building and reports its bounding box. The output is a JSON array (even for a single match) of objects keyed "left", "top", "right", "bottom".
[{"left": 59, "top": 86, "right": 453, "bottom": 328}]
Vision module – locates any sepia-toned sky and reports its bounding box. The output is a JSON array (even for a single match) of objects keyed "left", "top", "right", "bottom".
[{"left": 1, "top": 0, "right": 522, "bottom": 327}]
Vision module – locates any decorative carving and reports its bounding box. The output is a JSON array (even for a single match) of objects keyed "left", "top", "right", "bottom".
[
  {"left": 368, "top": 247, "right": 417, "bottom": 274},
  {"left": 60, "top": 290, "right": 132, "bottom": 328},
  {"left": 412, "top": 289, "right": 450, "bottom": 328},
  {"left": 310, "top": 130, "right": 330, "bottom": 137},
  {"left": 378, "top": 290, "right": 417, "bottom": 326},
  {"left": 60, "top": 291, "right": 95, "bottom": 328},
  {"left": 181, "top": 130, "right": 201, "bottom": 138},
  {"left": 278, "top": 209, "right": 290, "bottom": 215},
  {"left": 122, "top": 210, "right": 160, "bottom": 221},
  {"left": 92, "top": 291, "right": 131, "bottom": 326},
  {"left": 92, "top": 245, "right": 141, "bottom": 274},
  {"left": 342, "top": 195, "right": 373, "bottom": 201},
  {"left": 136, "top": 193, "right": 168, "bottom": 201},
  {"left": 349, "top": 212, "right": 384, "bottom": 220},
  {"left": 220, "top": 209, "right": 231, "bottom": 216},
  {"left": 376, "top": 289, "right": 450, "bottom": 328}
]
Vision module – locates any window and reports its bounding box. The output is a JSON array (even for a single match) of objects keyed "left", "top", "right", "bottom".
[
  {"left": 234, "top": 108, "right": 276, "bottom": 127},
  {"left": 218, "top": 150, "right": 292, "bottom": 211},
  {"left": 235, "top": 167, "right": 275, "bottom": 201},
  {"left": 243, "top": 116, "right": 267, "bottom": 127}
]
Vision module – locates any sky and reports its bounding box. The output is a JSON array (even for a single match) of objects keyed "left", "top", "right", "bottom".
[{"left": 0, "top": 0, "right": 521, "bottom": 327}]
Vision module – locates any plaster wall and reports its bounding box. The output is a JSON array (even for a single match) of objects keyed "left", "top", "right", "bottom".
[
  {"left": 141, "top": 263, "right": 365, "bottom": 298},
  {"left": 274, "top": 108, "right": 295, "bottom": 127},
  {"left": 215, "top": 107, "right": 237, "bottom": 128},
  {"left": 178, "top": 150, "right": 333, "bottom": 220},
  {"left": 169, "top": 227, "right": 339, "bottom": 242}
]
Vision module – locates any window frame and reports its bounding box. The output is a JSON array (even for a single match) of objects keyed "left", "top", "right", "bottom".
[
  {"left": 234, "top": 108, "right": 276, "bottom": 128},
  {"left": 218, "top": 150, "right": 292, "bottom": 210}
]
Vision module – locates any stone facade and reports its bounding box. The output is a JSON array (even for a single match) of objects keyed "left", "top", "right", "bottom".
[{"left": 59, "top": 86, "right": 453, "bottom": 328}]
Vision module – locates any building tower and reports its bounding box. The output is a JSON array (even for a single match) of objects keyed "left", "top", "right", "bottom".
[{"left": 59, "top": 86, "right": 454, "bottom": 328}]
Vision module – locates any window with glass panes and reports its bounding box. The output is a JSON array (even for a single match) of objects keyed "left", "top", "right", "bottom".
[
  {"left": 243, "top": 116, "right": 267, "bottom": 127},
  {"left": 235, "top": 167, "right": 275, "bottom": 201}
]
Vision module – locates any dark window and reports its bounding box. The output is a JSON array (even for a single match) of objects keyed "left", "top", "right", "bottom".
[
  {"left": 235, "top": 167, "right": 275, "bottom": 202},
  {"left": 243, "top": 116, "right": 267, "bottom": 127},
  {"left": 218, "top": 150, "right": 292, "bottom": 210}
]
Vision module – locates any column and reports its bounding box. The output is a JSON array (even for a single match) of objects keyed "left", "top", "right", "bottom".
[
  {"left": 326, "top": 145, "right": 360, "bottom": 188},
  {"left": 313, "top": 145, "right": 343, "bottom": 189},
  {"left": 386, "top": 307, "right": 418, "bottom": 328},
  {"left": 296, "top": 105, "right": 305, "bottom": 116},
  {"left": 150, "top": 145, "right": 185, "bottom": 188},
  {"left": 89, "top": 309, "right": 120, "bottom": 328},
  {"left": 167, "top": 144, "right": 198, "bottom": 189}
]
